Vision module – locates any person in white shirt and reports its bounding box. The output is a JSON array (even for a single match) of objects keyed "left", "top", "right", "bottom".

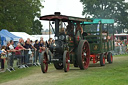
[{"left": 8, "top": 40, "right": 15, "bottom": 70}]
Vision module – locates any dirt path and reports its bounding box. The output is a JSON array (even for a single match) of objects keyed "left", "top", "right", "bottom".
[{"left": 0, "top": 56, "right": 128, "bottom": 85}]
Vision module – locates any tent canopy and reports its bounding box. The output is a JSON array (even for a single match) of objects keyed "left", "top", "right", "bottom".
[
  {"left": 0, "top": 29, "right": 21, "bottom": 41},
  {"left": 31, "top": 34, "right": 55, "bottom": 41},
  {"left": 0, "top": 31, "right": 11, "bottom": 45},
  {"left": 0, "top": 31, "right": 11, "bottom": 41},
  {"left": 0, "top": 29, "right": 21, "bottom": 45},
  {"left": 11, "top": 32, "right": 36, "bottom": 41}
]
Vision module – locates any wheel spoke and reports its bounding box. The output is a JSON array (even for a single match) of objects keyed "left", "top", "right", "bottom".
[
  {"left": 78, "top": 41, "right": 90, "bottom": 70},
  {"left": 41, "top": 52, "right": 48, "bottom": 73},
  {"left": 66, "top": 59, "right": 68, "bottom": 63},
  {"left": 63, "top": 51, "right": 70, "bottom": 72},
  {"left": 84, "top": 61, "right": 87, "bottom": 65},
  {"left": 43, "top": 60, "right": 46, "bottom": 63}
]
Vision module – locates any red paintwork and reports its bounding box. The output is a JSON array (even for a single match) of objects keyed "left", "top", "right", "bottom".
[
  {"left": 111, "top": 54, "right": 113, "bottom": 62},
  {"left": 43, "top": 53, "right": 48, "bottom": 73},
  {"left": 40, "top": 15, "right": 68, "bottom": 21},
  {"left": 103, "top": 57, "right": 105, "bottom": 64},
  {"left": 77, "top": 36, "right": 80, "bottom": 41},
  {"left": 70, "top": 41, "right": 73, "bottom": 43},
  {"left": 90, "top": 55, "right": 97, "bottom": 63},
  {"left": 82, "top": 41, "right": 90, "bottom": 69}
]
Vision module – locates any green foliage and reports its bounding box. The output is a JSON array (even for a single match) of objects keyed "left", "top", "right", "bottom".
[
  {"left": 80, "top": 0, "right": 128, "bottom": 33},
  {"left": 0, "top": 0, "right": 43, "bottom": 34}
]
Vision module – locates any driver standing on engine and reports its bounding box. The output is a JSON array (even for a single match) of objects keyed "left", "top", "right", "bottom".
[
  {"left": 76, "top": 22, "right": 83, "bottom": 34},
  {"left": 66, "top": 21, "right": 74, "bottom": 36}
]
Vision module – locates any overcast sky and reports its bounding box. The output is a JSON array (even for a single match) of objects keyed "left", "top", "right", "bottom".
[
  {"left": 40, "top": 0, "right": 84, "bottom": 29},
  {"left": 40, "top": 0, "right": 128, "bottom": 30}
]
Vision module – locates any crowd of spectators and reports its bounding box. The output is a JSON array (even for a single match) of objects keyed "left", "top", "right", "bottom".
[
  {"left": 0, "top": 37, "right": 55, "bottom": 72},
  {"left": 114, "top": 39, "right": 128, "bottom": 55}
]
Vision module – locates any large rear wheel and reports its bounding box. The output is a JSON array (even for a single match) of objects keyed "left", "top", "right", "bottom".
[
  {"left": 100, "top": 53, "right": 105, "bottom": 66},
  {"left": 41, "top": 51, "right": 48, "bottom": 73},
  {"left": 63, "top": 51, "right": 70, "bottom": 72},
  {"left": 107, "top": 52, "right": 113, "bottom": 63},
  {"left": 77, "top": 40, "right": 90, "bottom": 70}
]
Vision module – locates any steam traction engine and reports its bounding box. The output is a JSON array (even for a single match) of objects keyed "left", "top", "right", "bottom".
[{"left": 40, "top": 12, "right": 93, "bottom": 73}]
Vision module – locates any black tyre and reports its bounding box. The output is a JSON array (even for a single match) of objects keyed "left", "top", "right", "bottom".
[
  {"left": 53, "top": 63, "right": 63, "bottom": 70},
  {"left": 77, "top": 40, "right": 90, "bottom": 70},
  {"left": 100, "top": 53, "right": 105, "bottom": 66},
  {"left": 47, "top": 50, "right": 52, "bottom": 61},
  {"left": 63, "top": 51, "right": 70, "bottom": 72},
  {"left": 41, "top": 51, "right": 48, "bottom": 73},
  {"left": 107, "top": 52, "right": 113, "bottom": 63},
  {"left": 73, "top": 60, "right": 78, "bottom": 67}
]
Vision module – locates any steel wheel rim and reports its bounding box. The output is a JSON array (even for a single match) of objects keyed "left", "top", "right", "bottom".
[
  {"left": 43, "top": 53, "right": 48, "bottom": 72},
  {"left": 66, "top": 52, "right": 70, "bottom": 71},
  {"left": 82, "top": 42, "right": 90, "bottom": 69}
]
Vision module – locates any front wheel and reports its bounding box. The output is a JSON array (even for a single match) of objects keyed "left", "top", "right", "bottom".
[
  {"left": 41, "top": 51, "right": 48, "bottom": 73},
  {"left": 63, "top": 51, "right": 70, "bottom": 72}
]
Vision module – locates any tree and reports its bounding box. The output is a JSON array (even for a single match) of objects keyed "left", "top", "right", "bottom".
[
  {"left": 80, "top": 0, "right": 128, "bottom": 33},
  {"left": 32, "top": 20, "right": 42, "bottom": 34},
  {"left": 0, "top": 0, "right": 43, "bottom": 34}
]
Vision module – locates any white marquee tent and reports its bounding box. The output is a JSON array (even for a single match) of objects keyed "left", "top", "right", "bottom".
[
  {"left": 31, "top": 34, "right": 55, "bottom": 41},
  {"left": 11, "top": 32, "right": 36, "bottom": 41}
]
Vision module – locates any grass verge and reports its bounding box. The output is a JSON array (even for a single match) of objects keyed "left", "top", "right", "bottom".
[
  {"left": 0, "top": 66, "right": 40, "bottom": 83},
  {"left": 114, "top": 54, "right": 128, "bottom": 57},
  {"left": 0, "top": 56, "right": 128, "bottom": 85}
]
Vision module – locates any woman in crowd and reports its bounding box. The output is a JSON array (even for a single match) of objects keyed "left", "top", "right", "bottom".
[
  {"left": 19, "top": 38, "right": 25, "bottom": 47},
  {"left": 46, "top": 38, "right": 53, "bottom": 48},
  {"left": 34, "top": 40, "right": 39, "bottom": 65},
  {"left": 38, "top": 40, "right": 45, "bottom": 63}
]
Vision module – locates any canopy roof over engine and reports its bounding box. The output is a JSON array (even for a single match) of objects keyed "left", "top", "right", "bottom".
[
  {"left": 40, "top": 12, "right": 93, "bottom": 22},
  {"left": 82, "top": 19, "right": 114, "bottom": 24}
]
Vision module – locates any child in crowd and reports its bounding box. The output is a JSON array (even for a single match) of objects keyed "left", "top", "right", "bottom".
[
  {"left": 0, "top": 46, "right": 7, "bottom": 72},
  {"left": 34, "top": 40, "right": 39, "bottom": 65},
  {"left": 1, "top": 46, "right": 7, "bottom": 58}
]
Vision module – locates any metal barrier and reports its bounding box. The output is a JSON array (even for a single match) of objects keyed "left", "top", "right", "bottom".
[
  {"left": 0, "top": 49, "right": 41, "bottom": 72},
  {"left": 114, "top": 46, "right": 127, "bottom": 55}
]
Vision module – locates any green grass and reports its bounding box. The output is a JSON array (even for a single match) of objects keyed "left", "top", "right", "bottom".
[
  {"left": 55, "top": 64, "right": 128, "bottom": 85},
  {"left": 114, "top": 54, "right": 128, "bottom": 57},
  {"left": 0, "top": 64, "right": 54, "bottom": 84},
  {"left": 0, "top": 66, "right": 40, "bottom": 83},
  {"left": 0, "top": 56, "right": 128, "bottom": 85}
]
